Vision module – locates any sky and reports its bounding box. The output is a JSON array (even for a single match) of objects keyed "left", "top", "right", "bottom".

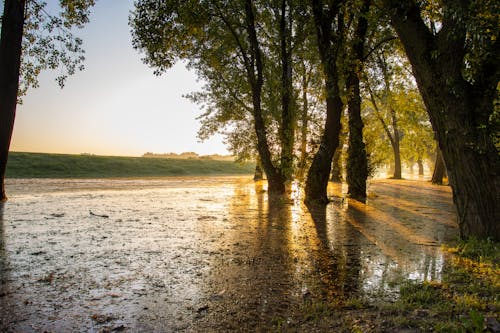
[{"left": 9, "top": 0, "right": 228, "bottom": 157}]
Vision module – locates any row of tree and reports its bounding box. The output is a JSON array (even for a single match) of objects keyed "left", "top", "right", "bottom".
[
  {"left": 0, "top": 0, "right": 498, "bottom": 241},
  {"left": 130, "top": 0, "right": 499, "bottom": 240}
]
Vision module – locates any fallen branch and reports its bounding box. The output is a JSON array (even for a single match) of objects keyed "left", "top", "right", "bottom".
[{"left": 89, "top": 210, "right": 109, "bottom": 218}]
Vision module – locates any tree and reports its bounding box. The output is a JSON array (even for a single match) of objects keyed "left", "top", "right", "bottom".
[
  {"left": 0, "top": 0, "right": 25, "bottom": 201},
  {"left": 305, "top": 0, "right": 346, "bottom": 204},
  {"left": 132, "top": 0, "right": 316, "bottom": 196},
  {"left": 431, "top": 148, "right": 446, "bottom": 185},
  {"left": 0, "top": 0, "right": 94, "bottom": 201},
  {"left": 382, "top": 0, "right": 500, "bottom": 240},
  {"left": 398, "top": 90, "right": 435, "bottom": 176},
  {"left": 365, "top": 51, "right": 404, "bottom": 179},
  {"left": 345, "top": 0, "right": 370, "bottom": 201}
]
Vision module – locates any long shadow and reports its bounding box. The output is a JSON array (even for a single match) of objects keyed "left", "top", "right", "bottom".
[
  {"left": 0, "top": 202, "right": 13, "bottom": 329},
  {"left": 0, "top": 203, "right": 6, "bottom": 284},
  {"left": 305, "top": 201, "right": 362, "bottom": 301},
  {"left": 195, "top": 181, "right": 298, "bottom": 331}
]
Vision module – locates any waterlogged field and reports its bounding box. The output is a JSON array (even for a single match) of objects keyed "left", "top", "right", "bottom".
[{"left": 0, "top": 176, "right": 458, "bottom": 332}]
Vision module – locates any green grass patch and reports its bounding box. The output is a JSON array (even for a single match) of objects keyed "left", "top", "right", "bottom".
[
  {"left": 288, "top": 238, "right": 500, "bottom": 332},
  {"left": 6, "top": 152, "right": 254, "bottom": 178}
]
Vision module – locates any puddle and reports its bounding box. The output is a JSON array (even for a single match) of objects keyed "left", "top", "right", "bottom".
[{"left": 0, "top": 176, "right": 457, "bottom": 331}]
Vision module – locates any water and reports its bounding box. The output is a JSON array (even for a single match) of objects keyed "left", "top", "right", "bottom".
[{"left": 0, "top": 176, "right": 457, "bottom": 331}]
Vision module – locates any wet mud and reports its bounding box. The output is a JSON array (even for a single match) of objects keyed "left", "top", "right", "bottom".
[{"left": 0, "top": 176, "right": 457, "bottom": 332}]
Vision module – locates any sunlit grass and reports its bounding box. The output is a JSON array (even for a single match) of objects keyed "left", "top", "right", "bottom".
[
  {"left": 286, "top": 238, "right": 500, "bottom": 332},
  {"left": 6, "top": 151, "right": 254, "bottom": 178}
]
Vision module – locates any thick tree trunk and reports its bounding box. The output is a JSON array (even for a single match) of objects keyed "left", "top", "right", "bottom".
[
  {"left": 305, "top": 80, "right": 343, "bottom": 204},
  {"left": 278, "top": 0, "right": 295, "bottom": 183},
  {"left": 346, "top": 0, "right": 369, "bottom": 202},
  {"left": 330, "top": 146, "right": 342, "bottom": 183},
  {"left": 305, "top": 0, "right": 344, "bottom": 204},
  {"left": 386, "top": 0, "right": 500, "bottom": 240},
  {"left": 346, "top": 70, "right": 368, "bottom": 198},
  {"left": 0, "top": 0, "right": 26, "bottom": 202},
  {"left": 431, "top": 148, "right": 446, "bottom": 185}
]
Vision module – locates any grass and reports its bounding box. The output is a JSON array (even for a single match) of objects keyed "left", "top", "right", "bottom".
[
  {"left": 6, "top": 151, "right": 255, "bottom": 178},
  {"left": 279, "top": 238, "right": 500, "bottom": 332}
]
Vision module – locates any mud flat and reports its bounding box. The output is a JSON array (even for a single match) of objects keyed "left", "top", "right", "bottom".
[{"left": 0, "top": 176, "right": 457, "bottom": 332}]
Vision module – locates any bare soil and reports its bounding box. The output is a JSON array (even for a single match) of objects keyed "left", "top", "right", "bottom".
[{"left": 0, "top": 176, "right": 457, "bottom": 332}]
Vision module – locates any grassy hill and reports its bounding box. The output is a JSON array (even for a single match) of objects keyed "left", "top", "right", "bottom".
[{"left": 6, "top": 152, "right": 254, "bottom": 178}]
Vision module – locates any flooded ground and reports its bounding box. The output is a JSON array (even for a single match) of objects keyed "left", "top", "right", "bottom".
[{"left": 0, "top": 176, "right": 458, "bottom": 332}]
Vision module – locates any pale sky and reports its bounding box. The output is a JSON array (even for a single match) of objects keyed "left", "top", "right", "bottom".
[{"left": 9, "top": 0, "right": 228, "bottom": 157}]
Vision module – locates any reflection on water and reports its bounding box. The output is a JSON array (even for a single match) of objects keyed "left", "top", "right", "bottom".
[
  {"left": 0, "top": 203, "right": 6, "bottom": 284},
  {"left": 0, "top": 176, "right": 457, "bottom": 331}
]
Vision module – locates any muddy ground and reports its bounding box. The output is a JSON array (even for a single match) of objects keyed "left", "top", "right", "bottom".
[{"left": 0, "top": 176, "right": 457, "bottom": 332}]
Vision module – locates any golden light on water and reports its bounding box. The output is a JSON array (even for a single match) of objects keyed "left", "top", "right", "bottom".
[{"left": 1, "top": 176, "right": 458, "bottom": 329}]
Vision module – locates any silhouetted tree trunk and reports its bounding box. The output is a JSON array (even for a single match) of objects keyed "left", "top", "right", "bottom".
[
  {"left": 346, "top": 0, "right": 370, "bottom": 202},
  {"left": 297, "top": 69, "right": 310, "bottom": 182},
  {"left": 244, "top": 0, "right": 285, "bottom": 195},
  {"left": 384, "top": 0, "right": 500, "bottom": 240},
  {"left": 431, "top": 148, "right": 446, "bottom": 185},
  {"left": 305, "top": 0, "right": 344, "bottom": 204},
  {"left": 254, "top": 155, "right": 264, "bottom": 180},
  {"left": 0, "top": 0, "right": 26, "bottom": 202},
  {"left": 330, "top": 146, "right": 342, "bottom": 183},
  {"left": 278, "top": 0, "right": 295, "bottom": 183}
]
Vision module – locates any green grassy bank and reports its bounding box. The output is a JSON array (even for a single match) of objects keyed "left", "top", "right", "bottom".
[{"left": 6, "top": 152, "right": 254, "bottom": 178}]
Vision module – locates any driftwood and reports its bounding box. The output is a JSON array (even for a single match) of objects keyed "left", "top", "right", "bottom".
[{"left": 89, "top": 210, "right": 109, "bottom": 218}]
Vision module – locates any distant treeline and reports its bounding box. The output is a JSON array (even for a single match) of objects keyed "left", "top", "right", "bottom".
[
  {"left": 6, "top": 152, "right": 254, "bottom": 178},
  {"left": 142, "top": 152, "right": 235, "bottom": 161}
]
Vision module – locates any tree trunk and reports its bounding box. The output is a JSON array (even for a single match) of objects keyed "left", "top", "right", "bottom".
[
  {"left": 244, "top": 0, "right": 285, "bottom": 195},
  {"left": 417, "top": 158, "right": 424, "bottom": 176},
  {"left": 386, "top": 0, "right": 500, "bottom": 240},
  {"left": 346, "top": 0, "right": 370, "bottom": 202},
  {"left": 278, "top": 0, "right": 295, "bottom": 183},
  {"left": 254, "top": 155, "right": 264, "bottom": 180},
  {"left": 297, "top": 70, "right": 309, "bottom": 182},
  {"left": 390, "top": 106, "right": 401, "bottom": 179},
  {"left": 305, "top": 0, "right": 344, "bottom": 204},
  {"left": 431, "top": 148, "right": 446, "bottom": 185},
  {"left": 0, "top": 0, "right": 26, "bottom": 202},
  {"left": 390, "top": 133, "right": 402, "bottom": 179},
  {"left": 330, "top": 145, "right": 342, "bottom": 183}
]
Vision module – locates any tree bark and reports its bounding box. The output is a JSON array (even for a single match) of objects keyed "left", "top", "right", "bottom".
[
  {"left": 384, "top": 0, "right": 500, "bottom": 240},
  {"left": 431, "top": 148, "right": 446, "bottom": 185},
  {"left": 389, "top": 106, "right": 402, "bottom": 179},
  {"left": 297, "top": 70, "right": 310, "bottom": 182},
  {"left": 330, "top": 145, "right": 342, "bottom": 183},
  {"left": 305, "top": 0, "right": 344, "bottom": 204},
  {"left": 346, "top": 0, "right": 370, "bottom": 202},
  {"left": 278, "top": 0, "right": 295, "bottom": 183},
  {"left": 0, "top": 0, "right": 26, "bottom": 202},
  {"left": 244, "top": 0, "right": 285, "bottom": 195},
  {"left": 254, "top": 155, "right": 264, "bottom": 180}
]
